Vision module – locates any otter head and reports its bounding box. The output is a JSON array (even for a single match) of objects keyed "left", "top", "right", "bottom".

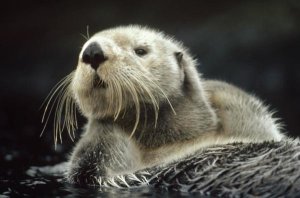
[
  {"left": 71, "top": 26, "right": 197, "bottom": 125},
  {"left": 42, "top": 25, "right": 201, "bottom": 143}
]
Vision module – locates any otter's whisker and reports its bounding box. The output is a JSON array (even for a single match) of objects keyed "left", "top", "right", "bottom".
[
  {"left": 54, "top": 86, "right": 70, "bottom": 145},
  {"left": 41, "top": 74, "right": 72, "bottom": 113},
  {"left": 41, "top": 74, "right": 73, "bottom": 137},
  {"left": 106, "top": 81, "right": 115, "bottom": 118},
  {"left": 57, "top": 87, "right": 77, "bottom": 144},
  {"left": 79, "top": 25, "right": 90, "bottom": 41},
  {"left": 70, "top": 99, "right": 77, "bottom": 140},
  {"left": 142, "top": 72, "right": 176, "bottom": 115},
  {"left": 67, "top": 93, "right": 76, "bottom": 135},
  {"left": 125, "top": 70, "right": 161, "bottom": 127},
  {"left": 73, "top": 100, "right": 78, "bottom": 129},
  {"left": 118, "top": 72, "right": 140, "bottom": 138},
  {"left": 111, "top": 75, "right": 124, "bottom": 120},
  {"left": 86, "top": 25, "right": 90, "bottom": 39},
  {"left": 129, "top": 75, "right": 158, "bottom": 127},
  {"left": 129, "top": 72, "right": 160, "bottom": 109},
  {"left": 41, "top": 72, "right": 77, "bottom": 147},
  {"left": 64, "top": 92, "right": 75, "bottom": 142}
]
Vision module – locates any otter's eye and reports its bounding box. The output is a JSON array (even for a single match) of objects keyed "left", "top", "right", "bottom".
[{"left": 134, "top": 48, "right": 147, "bottom": 56}]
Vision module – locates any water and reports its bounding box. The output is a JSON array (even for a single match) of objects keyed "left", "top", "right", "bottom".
[
  {"left": 0, "top": 153, "right": 194, "bottom": 198},
  {"left": 0, "top": 128, "right": 189, "bottom": 197},
  {"left": 0, "top": 162, "right": 188, "bottom": 198}
]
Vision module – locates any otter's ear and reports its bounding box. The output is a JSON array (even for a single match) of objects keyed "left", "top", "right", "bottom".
[{"left": 175, "top": 52, "right": 183, "bottom": 68}]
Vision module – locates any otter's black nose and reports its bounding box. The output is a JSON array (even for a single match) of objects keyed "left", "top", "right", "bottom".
[{"left": 82, "top": 42, "right": 107, "bottom": 70}]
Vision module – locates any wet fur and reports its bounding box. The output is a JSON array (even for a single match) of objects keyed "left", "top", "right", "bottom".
[
  {"left": 94, "top": 139, "right": 300, "bottom": 197},
  {"left": 43, "top": 25, "right": 284, "bottom": 185}
]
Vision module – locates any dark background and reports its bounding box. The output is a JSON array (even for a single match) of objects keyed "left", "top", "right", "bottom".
[{"left": 1, "top": 0, "right": 300, "bottom": 169}]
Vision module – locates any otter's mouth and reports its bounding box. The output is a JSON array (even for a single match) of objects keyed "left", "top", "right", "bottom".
[{"left": 93, "top": 75, "right": 108, "bottom": 89}]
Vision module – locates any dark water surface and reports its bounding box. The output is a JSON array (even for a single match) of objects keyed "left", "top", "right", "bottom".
[
  {"left": 1, "top": 174, "right": 173, "bottom": 197},
  {"left": 1, "top": 156, "right": 190, "bottom": 198},
  {"left": 1, "top": 175, "right": 171, "bottom": 198}
]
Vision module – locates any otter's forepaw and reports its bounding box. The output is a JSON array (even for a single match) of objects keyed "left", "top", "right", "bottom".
[{"left": 66, "top": 163, "right": 105, "bottom": 186}]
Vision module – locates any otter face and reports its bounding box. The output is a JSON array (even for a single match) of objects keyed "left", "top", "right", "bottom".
[{"left": 71, "top": 26, "right": 186, "bottom": 120}]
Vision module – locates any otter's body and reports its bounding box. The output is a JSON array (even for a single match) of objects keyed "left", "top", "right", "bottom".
[{"left": 51, "top": 25, "right": 283, "bottom": 184}]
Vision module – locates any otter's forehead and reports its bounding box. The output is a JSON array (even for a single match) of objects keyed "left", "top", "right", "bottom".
[{"left": 92, "top": 26, "right": 167, "bottom": 47}]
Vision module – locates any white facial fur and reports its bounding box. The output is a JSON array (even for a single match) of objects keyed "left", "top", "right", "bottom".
[{"left": 71, "top": 25, "right": 187, "bottom": 119}]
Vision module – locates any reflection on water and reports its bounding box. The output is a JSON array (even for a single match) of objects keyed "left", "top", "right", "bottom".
[
  {"left": 0, "top": 162, "right": 191, "bottom": 197},
  {"left": 1, "top": 177, "right": 166, "bottom": 198}
]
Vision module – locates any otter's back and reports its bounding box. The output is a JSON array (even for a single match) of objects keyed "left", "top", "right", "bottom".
[{"left": 203, "top": 80, "right": 284, "bottom": 142}]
